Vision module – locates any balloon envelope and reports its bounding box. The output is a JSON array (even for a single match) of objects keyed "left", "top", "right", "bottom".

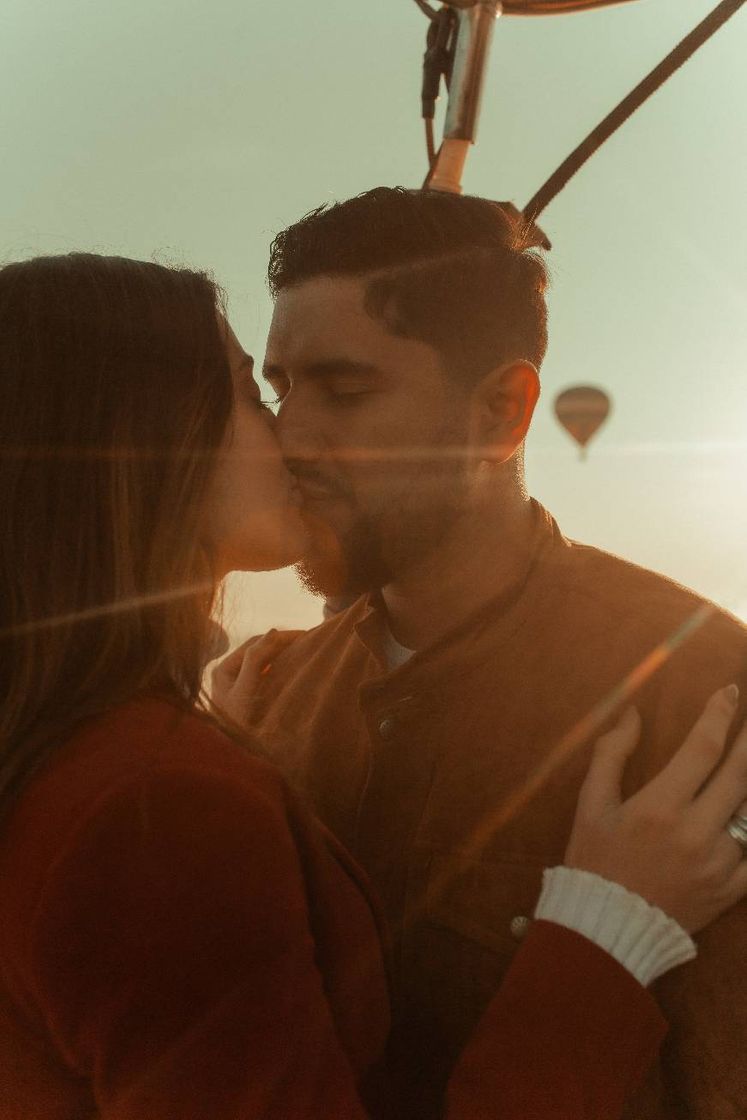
[{"left": 554, "top": 385, "right": 611, "bottom": 455}]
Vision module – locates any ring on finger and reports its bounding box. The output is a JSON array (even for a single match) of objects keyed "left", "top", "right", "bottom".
[{"left": 726, "top": 815, "right": 747, "bottom": 853}]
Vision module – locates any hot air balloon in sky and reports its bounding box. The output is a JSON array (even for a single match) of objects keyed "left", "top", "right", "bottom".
[{"left": 553, "top": 385, "right": 611, "bottom": 460}]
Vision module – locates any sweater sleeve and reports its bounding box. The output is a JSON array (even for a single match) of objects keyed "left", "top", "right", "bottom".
[
  {"left": 27, "top": 764, "right": 374, "bottom": 1120},
  {"left": 445, "top": 919, "right": 667, "bottom": 1120},
  {"left": 534, "top": 867, "right": 696, "bottom": 987}
]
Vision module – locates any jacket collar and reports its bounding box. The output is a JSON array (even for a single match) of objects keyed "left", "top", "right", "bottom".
[{"left": 352, "top": 500, "right": 567, "bottom": 688}]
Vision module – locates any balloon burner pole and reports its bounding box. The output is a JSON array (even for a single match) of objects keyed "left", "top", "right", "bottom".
[{"left": 427, "top": 1, "right": 502, "bottom": 195}]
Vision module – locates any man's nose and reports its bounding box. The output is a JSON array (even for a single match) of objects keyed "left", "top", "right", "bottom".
[{"left": 275, "top": 393, "right": 325, "bottom": 464}]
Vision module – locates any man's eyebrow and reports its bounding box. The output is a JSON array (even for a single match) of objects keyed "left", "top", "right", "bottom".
[{"left": 262, "top": 359, "right": 384, "bottom": 381}]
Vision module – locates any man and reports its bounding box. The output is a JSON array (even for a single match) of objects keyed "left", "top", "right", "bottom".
[{"left": 237, "top": 188, "right": 747, "bottom": 1118}]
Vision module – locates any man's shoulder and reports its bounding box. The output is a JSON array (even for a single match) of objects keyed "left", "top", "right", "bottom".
[{"left": 556, "top": 537, "right": 746, "bottom": 641}]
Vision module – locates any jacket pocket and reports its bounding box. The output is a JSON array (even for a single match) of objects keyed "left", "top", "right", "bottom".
[
  {"left": 422, "top": 850, "right": 546, "bottom": 957},
  {"left": 393, "top": 851, "right": 550, "bottom": 1067}
]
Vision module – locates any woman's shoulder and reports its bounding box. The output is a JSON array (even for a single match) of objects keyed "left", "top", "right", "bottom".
[
  {"left": 0, "top": 700, "right": 320, "bottom": 979},
  {"left": 0, "top": 698, "right": 293, "bottom": 894},
  {"left": 45, "top": 695, "right": 283, "bottom": 796}
]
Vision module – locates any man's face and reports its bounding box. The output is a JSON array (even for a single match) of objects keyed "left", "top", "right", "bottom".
[{"left": 263, "top": 276, "right": 473, "bottom": 597}]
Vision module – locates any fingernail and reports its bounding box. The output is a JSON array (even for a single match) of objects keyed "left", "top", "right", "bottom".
[{"left": 725, "top": 683, "right": 739, "bottom": 706}]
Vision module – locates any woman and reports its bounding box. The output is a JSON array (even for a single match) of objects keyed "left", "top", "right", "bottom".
[{"left": 0, "top": 253, "right": 745, "bottom": 1120}]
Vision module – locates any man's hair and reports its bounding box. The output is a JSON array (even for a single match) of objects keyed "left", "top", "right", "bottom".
[{"left": 268, "top": 186, "right": 548, "bottom": 384}]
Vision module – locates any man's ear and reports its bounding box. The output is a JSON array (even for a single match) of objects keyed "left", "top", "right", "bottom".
[{"left": 469, "top": 361, "right": 540, "bottom": 462}]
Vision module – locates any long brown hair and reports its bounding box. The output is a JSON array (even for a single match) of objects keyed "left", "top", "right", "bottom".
[{"left": 0, "top": 253, "right": 233, "bottom": 808}]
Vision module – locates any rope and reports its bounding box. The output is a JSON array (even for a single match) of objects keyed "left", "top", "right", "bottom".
[
  {"left": 425, "top": 117, "right": 437, "bottom": 166},
  {"left": 523, "top": 0, "right": 745, "bottom": 223},
  {"left": 411, "top": 0, "right": 438, "bottom": 19}
]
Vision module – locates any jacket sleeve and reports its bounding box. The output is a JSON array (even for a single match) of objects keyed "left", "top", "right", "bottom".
[
  {"left": 28, "top": 764, "right": 376, "bottom": 1120},
  {"left": 445, "top": 920, "right": 667, "bottom": 1120}
]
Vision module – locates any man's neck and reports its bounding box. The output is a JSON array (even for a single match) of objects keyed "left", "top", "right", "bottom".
[{"left": 380, "top": 496, "right": 536, "bottom": 651}]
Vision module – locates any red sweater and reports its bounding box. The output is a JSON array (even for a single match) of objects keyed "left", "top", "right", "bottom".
[{"left": 0, "top": 699, "right": 665, "bottom": 1119}]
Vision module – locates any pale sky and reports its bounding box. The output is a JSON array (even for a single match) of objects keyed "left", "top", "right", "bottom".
[{"left": 2, "top": 0, "right": 745, "bottom": 640}]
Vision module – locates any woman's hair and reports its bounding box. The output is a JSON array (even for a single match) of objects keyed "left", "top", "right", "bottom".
[{"left": 0, "top": 253, "right": 233, "bottom": 808}]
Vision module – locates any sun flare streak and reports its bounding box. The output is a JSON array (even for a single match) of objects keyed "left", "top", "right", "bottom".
[
  {"left": 425, "top": 602, "right": 716, "bottom": 907},
  {"left": 0, "top": 583, "right": 215, "bottom": 639}
]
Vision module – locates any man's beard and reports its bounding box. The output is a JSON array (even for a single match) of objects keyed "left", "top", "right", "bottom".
[
  {"left": 295, "top": 472, "right": 468, "bottom": 601},
  {"left": 295, "top": 507, "right": 392, "bottom": 600}
]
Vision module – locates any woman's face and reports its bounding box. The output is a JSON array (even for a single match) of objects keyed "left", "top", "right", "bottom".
[{"left": 204, "top": 316, "right": 309, "bottom": 576}]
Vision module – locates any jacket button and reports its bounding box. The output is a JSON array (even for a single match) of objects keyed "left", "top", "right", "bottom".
[
  {"left": 510, "top": 915, "right": 531, "bottom": 941},
  {"left": 378, "top": 716, "right": 396, "bottom": 740}
]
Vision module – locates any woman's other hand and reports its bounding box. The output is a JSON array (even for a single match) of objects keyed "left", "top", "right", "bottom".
[
  {"left": 210, "top": 629, "right": 301, "bottom": 726},
  {"left": 565, "top": 687, "right": 747, "bottom": 933}
]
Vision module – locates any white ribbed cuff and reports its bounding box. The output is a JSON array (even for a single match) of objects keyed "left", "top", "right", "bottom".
[{"left": 533, "top": 866, "right": 697, "bottom": 987}]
